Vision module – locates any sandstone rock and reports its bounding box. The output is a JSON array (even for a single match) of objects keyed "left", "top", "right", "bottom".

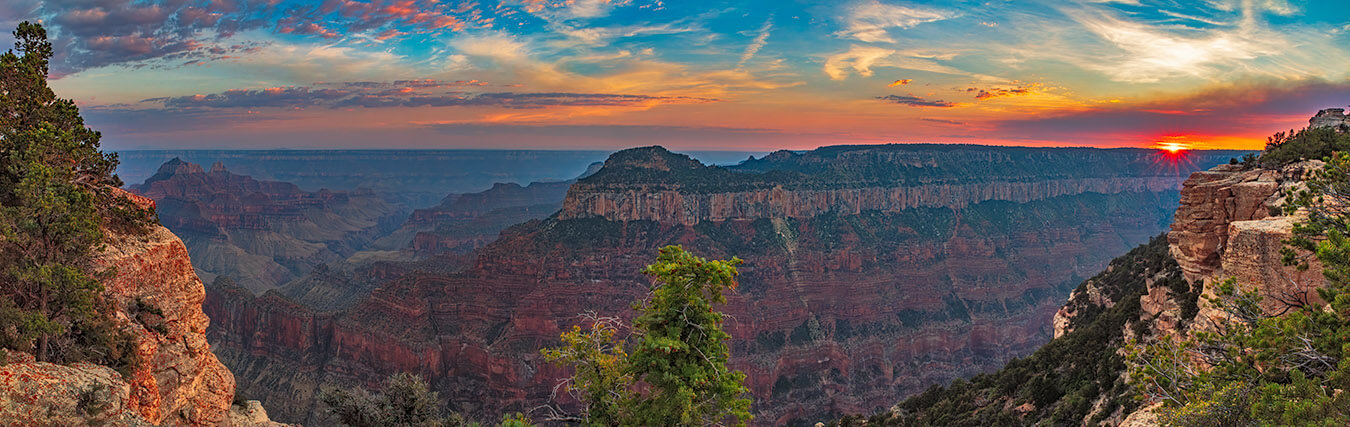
[
  {"left": 562, "top": 177, "right": 1188, "bottom": 226},
  {"left": 1119, "top": 402, "right": 1162, "bottom": 427},
  {"left": 0, "top": 351, "right": 151, "bottom": 426},
  {"left": 227, "top": 401, "right": 292, "bottom": 427},
  {"left": 97, "top": 214, "right": 238, "bottom": 425},
  {"left": 0, "top": 190, "right": 282, "bottom": 426},
  {"left": 1310, "top": 108, "right": 1350, "bottom": 130},
  {"left": 1165, "top": 162, "right": 1325, "bottom": 331}
]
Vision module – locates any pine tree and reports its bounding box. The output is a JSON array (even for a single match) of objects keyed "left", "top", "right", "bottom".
[
  {"left": 543, "top": 246, "right": 752, "bottom": 426},
  {"left": 0, "top": 22, "right": 146, "bottom": 368}
]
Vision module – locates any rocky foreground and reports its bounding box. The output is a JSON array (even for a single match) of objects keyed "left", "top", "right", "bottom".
[{"left": 0, "top": 191, "right": 285, "bottom": 426}]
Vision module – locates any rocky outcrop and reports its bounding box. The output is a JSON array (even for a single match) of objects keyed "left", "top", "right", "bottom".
[
  {"left": 209, "top": 145, "right": 1236, "bottom": 425},
  {"left": 130, "top": 159, "right": 404, "bottom": 292},
  {"left": 97, "top": 220, "right": 238, "bottom": 425},
  {"left": 1164, "top": 162, "right": 1325, "bottom": 330},
  {"left": 0, "top": 351, "right": 151, "bottom": 426},
  {"left": 1, "top": 190, "right": 285, "bottom": 426},
  {"left": 1310, "top": 108, "right": 1350, "bottom": 130}
]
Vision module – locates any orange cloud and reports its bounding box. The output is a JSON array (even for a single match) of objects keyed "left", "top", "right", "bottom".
[
  {"left": 888, "top": 79, "right": 912, "bottom": 87},
  {"left": 968, "top": 85, "right": 1039, "bottom": 100}
]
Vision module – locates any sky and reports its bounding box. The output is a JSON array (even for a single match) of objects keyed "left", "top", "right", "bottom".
[{"left": 4, "top": 0, "right": 1350, "bottom": 151}]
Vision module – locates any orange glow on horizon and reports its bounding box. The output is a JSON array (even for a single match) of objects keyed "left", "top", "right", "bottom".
[{"left": 1151, "top": 135, "right": 1194, "bottom": 154}]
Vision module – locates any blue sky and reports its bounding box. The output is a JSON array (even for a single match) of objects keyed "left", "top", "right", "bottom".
[{"left": 5, "top": 0, "right": 1350, "bottom": 151}]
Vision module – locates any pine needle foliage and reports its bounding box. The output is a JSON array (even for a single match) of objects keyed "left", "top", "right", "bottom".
[
  {"left": 0, "top": 21, "right": 151, "bottom": 372},
  {"left": 543, "top": 245, "right": 753, "bottom": 426}
]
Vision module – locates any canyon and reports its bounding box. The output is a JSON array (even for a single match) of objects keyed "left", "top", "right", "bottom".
[
  {"left": 130, "top": 159, "right": 405, "bottom": 293},
  {"left": 204, "top": 144, "right": 1240, "bottom": 425},
  {"left": 370, "top": 163, "right": 598, "bottom": 255}
]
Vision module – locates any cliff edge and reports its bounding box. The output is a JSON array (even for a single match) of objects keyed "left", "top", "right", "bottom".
[{"left": 0, "top": 190, "right": 284, "bottom": 426}]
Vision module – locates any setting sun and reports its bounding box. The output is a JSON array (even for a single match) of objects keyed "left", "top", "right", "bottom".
[{"left": 1152, "top": 135, "right": 1194, "bottom": 153}]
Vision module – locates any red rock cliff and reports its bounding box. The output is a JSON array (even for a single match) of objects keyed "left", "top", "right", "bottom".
[
  {"left": 1, "top": 191, "right": 285, "bottom": 426},
  {"left": 1164, "top": 162, "right": 1326, "bottom": 329}
]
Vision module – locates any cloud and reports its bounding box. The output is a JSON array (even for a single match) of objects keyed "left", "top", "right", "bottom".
[
  {"left": 145, "top": 86, "right": 351, "bottom": 109},
  {"left": 838, "top": 0, "right": 955, "bottom": 43},
  {"left": 921, "top": 118, "right": 964, "bottom": 125},
  {"left": 738, "top": 17, "right": 773, "bottom": 67},
  {"left": 135, "top": 81, "right": 718, "bottom": 111},
  {"left": 335, "top": 92, "right": 717, "bottom": 109},
  {"left": 888, "top": 79, "right": 912, "bottom": 87},
  {"left": 13, "top": 0, "right": 491, "bottom": 75},
  {"left": 1050, "top": 2, "right": 1345, "bottom": 85},
  {"left": 968, "top": 85, "right": 1038, "bottom": 100},
  {"left": 824, "top": 45, "right": 896, "bottom": 80},
  {"left": 452, "top": 32, "right": 531, "bottom": 62},
  {"left": 15, "top": 0, "right": 279, "bottom": 74},
  {"left": 989, "top": 79, "right": 1350, "bottom": 147},
  {"left": 824, "top": 45, "right": 974, "bottom": 80},
  {"left": 876, "top": 94, "right": 954, "bottom": 108}
]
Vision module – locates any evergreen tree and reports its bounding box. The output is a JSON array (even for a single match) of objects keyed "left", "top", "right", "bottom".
[
  {"left": 543, "top": 246, "right": 752, "bottom": 426},
  {"left": 0, "top": 22, "right": 147, "bottom": 368}
]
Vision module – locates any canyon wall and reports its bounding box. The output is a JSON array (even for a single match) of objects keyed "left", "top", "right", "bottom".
[
  {"left": 562, "top": 177, "right": 1184, "bottom": 225},
  {"left": 371, "top": 180, "right": 576, "bottom": 255}
]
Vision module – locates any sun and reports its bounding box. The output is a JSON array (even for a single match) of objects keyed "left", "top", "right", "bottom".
[
  {"left": 1158, "top": 142, "right": 1187, "bottom": 153},
  {"left": 1152, "top": 135, "right": 1194, "bottom": 154}
]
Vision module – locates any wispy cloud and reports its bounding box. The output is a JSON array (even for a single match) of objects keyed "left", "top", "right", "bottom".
[
  {"left": 876, "top": 94, "right": 954, "bottom": 108},
  {"left": 824, "top": 45, "right": 971, "bottom": 80},
  {"left": 738, "top": 17, "right": 773, "bottom": 68},
  {"left": 137, "top": 82, "right": 717, "bottom": 111},
  {"left": 837, "top": 0, "right": 956, "bottom": 43}
]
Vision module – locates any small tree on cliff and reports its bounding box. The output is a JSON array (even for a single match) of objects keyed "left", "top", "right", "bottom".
[
  {"left": 542, "top": 245, "right": 753, "bottom": 426},
  {"left": 0, "top": 22, "right": 146, "bottom": 368}
]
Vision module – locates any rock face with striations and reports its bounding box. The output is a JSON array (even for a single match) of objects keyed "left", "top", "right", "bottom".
[
  {"left": 0, "top": 190, "right": 284, "bottom": 426},
  {"left": 1164, "top": 161, "right": 1326, "bottom": 329},
  {"left": 563, "top": 145, "right": 1213, "bottom": 225},
  {"left": 207, "top": 145, "right": 1239, "bottom": 425},
  {"left": 130, "top": 158, "right": 404, "bottom": 293}
]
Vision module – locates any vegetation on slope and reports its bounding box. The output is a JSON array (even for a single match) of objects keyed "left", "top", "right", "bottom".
[
  {"left": 833, "top": 235, "right": 1184, "bottom": 426},
  {"left": 0, "top": 22, "right": 152, "bottom": 372},
  {"left": 1255, "top": 127, "right": 1350, "bottom": 168}
]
